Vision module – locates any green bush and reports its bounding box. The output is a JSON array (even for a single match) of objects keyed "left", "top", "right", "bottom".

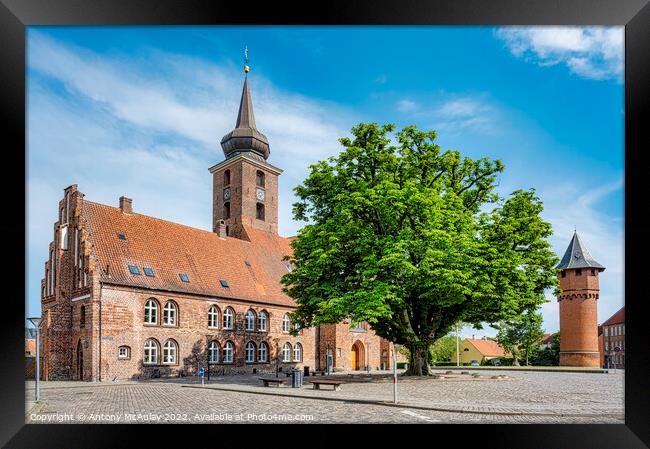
[{"left": 430, "top": 361, "right": 472, "bottom": 366}]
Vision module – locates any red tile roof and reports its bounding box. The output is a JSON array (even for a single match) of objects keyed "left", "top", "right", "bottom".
[
  {"left": 466, "top": 339, "right": 510, "bottom": 357},
  {"left": 540, "top": 333, "right": 554, "bottom": 345},
  {"left": 82, "top": 200, "right": 295, "bottom": 307},
  {"left": 601, "top": 306, "right": 625, "bottom": 326}
]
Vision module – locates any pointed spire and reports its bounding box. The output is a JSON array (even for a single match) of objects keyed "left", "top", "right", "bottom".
[
  {"left": 220, "top": 51, "right": 270, "bottom": 161},
  {"left": 235, "top": 76, "right": 256, "bottom": 129},
  {"left": 556, "top": 231, "right": 605, "bottom": 271}
]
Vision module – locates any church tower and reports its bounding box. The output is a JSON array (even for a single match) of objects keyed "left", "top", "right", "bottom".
[
  {"left": 556, "top": 231, "right": 605, "bottom": 367},
  {"left": 209, "top": 52, "right": 282, "bottom": 239}
]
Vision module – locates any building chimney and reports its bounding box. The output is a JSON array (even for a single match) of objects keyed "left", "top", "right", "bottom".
[
  {"left": 119, "top": 196, "right": 133, "bottom": 214},
  {"left": 216, "top": 219, "right": 227, "bottom": 238}
]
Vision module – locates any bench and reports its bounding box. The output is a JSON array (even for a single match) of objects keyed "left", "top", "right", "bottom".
[
  {"left": 259, "top": 377, "right": 286, "bottom": 387},
  {"left": 309, "top": 379, "right": 343, "bottom": 391}
]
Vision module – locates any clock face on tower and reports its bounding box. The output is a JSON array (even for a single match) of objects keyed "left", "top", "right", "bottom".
[
  {"left": 256, "top": 187, "right": 265, "bottom": 201},
  {"left": 223, "top": 187, "right": 231, "bottom": 201}
]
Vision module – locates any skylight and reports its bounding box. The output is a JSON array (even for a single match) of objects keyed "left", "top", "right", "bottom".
[
  {"left": 219, "top": 279, "right": 230, "bottom": 288},
  {"left": 179, "top": 273, "right": 190, "bottom": 283},
  {"left": 143, "top": 267, "right": 155, "bottom": 277},
  {"left": 128, "top": 265, "right": 141, "bottom": 275},
  {"left": 117, "top": 232, "right": 126, "bottom": 240},
  {"left": 244, "top": 261, "right": 251, "bottom": 267}
]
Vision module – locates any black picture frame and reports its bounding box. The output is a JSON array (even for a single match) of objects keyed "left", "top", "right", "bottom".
[{"left": 1, "top": 0, "right": 648, "bottom": 447}]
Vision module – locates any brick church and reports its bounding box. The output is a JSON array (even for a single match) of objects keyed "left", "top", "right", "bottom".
[{"left": 38, "top": 67, "right": 393, "bottom": 381}]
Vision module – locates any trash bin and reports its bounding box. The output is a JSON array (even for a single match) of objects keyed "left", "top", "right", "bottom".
[
  {"left": 303, "top": 366, "right": 310, "bottom": 377},
  {"left": 290, "top": 368, "right": 303, "bottom": 388}
]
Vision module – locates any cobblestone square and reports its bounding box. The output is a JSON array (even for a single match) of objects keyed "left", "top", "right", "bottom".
[{"left": 25, "top": 369, "right": 624, "bottom": 424}]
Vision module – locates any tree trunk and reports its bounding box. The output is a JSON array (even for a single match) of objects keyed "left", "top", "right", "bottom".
[
  {"left": 405, "top": 343, "right": 430, "bottom": 376},
  {"left": 512, "top": 349, "right": 520, "bottom": 366}
]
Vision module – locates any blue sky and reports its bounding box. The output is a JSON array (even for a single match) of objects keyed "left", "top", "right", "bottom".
[{"left": 26, "top": 26, "right": 624, "bottom": 338}]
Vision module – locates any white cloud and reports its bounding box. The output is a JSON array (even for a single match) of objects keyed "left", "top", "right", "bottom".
[
  {"left": 396, "top": 99, "right": 417, "bottom": 113},
  {"left": 395, "top": 95, "right": 499, "bottom": 135},
  {"left": 495, "top": 26, "right": 623, "bottom": 81}
]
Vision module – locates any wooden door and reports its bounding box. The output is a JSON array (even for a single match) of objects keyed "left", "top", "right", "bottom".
[{"left": 351, "top": 347, "right": 357, "bottom": 370}]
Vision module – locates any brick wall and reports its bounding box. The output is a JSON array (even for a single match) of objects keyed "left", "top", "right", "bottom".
[{"left": 558, "top": 268, "right": 600, "bottom": 367}]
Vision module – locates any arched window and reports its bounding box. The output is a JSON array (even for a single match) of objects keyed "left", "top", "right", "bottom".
[
  {"left": 80, "top": 305, "right": 86, "bottom": 329},
  {"left": 282, "top": 314, "right": 291, "bottom": 333},
  {"left": 208, "top": 341, "right": 220, "bottom": 364},
  {"left": 256, "top": 203, "right": 265, "bottom": 221},
  {"left": 163, "top": 340, "right": 178, "bottom": 364},
  {"left": 245, "top": 310, "right": 256, "bottom": 331},
  {"left": 163, "top": 301, "right": 177, "bottom": 326},
  {"left": 282, "top": 343, "right": 292, "bottom": 362},
  {"left": 293, "top": 343, "right": 303, "bottom": 362},
  {"left": 246, "top": 341, "right": 256, "bottom": 363},
  {"left": 256, "top": 170, "right": 265, "bottom": 187},
  {"left": 258, "top": 342, "right": 268, "bottom": 362},
  {"left": 208, "top": 305, "right": 220, "bottom": 328},
  {"left": 144, "top": 299, "right": 159, "bottom": 325},
  {"left": 258, "top": 311, "right": 268, "bottom": 332},
  {"left": 223, "top": 341, "right": 234, "bottom": 363},
  {"left": 224, "top": 169, "right": 231, "bottom": 186},
  {"left": 223, "top": 307, "right": 235, "bottom": 330},
  {"left": 223, "top": 202, "right": 230, "bottom": 220},
  {"left": 143, "top": 339, "right": 159, "bottom": 365}
]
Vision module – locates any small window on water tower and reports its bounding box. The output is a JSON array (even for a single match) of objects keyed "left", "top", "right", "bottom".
[
  {"left": 224, "top": 170, "right": 230, "bottom": 186},
  {"left": 575, "top": 269, "right": 582, "bottom": 276},
  {"left": 256, "top": 203, "right": 265, "bottom": 221},
  {"left": 256, "top": 170, "right": 265, "bottom": 188},
  {"left": 561, "top": 271, "right": 566, "bottom": 278}
]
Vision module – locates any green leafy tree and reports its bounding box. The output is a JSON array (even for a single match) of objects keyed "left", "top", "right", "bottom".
[
  {"left": 428, "top": 335, "right": 457, "bottom": 363},
  {"left": 495, "top": 310, "right": 545, "bottom": 366},
  {"left": 531, "top": 331, "right": 560, "bottom": 366},
  {"left": 281, "top": 123, "right": 559, "bottom": 375}
]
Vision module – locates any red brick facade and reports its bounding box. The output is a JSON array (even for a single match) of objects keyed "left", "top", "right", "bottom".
[
  {"left": 38, "top": 75, "right": 391, "bottom": 381},
  {"left": 557, "top": 268, "right": 601, "bottom": 367}
]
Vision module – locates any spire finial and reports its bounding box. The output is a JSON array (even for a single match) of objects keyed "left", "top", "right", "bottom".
[{"left": 244, "top": 46, "right": 249, "bottom": 73}]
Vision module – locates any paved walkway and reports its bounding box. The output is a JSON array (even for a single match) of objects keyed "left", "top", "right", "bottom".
[{"left": 25, "top": 369, "right": 624, "bottom": 424}]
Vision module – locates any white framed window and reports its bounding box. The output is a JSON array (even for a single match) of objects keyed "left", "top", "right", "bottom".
[
  {"left": 258, "top": 311, "right": 268, "bottom": 332},
  {"left": 258, "top": 342, "right": 268, "bottom": 362},
  {"left": 293, "top": 343, "right": 302, "bottom": 362},
  {"left": 605, "top": 341, "right": 609, "bottom": 351},
  {"left": 144, "top": 339, "right": 159, "bottom": 365},
  {"left": 163, "top": 301, "right": 177, "bottom": 326},
  {"left": 282, "top": 314, "right": 291, "bottom": 333},
  {"left": 223, "top": 341, "right": 234, "bottom": 363},
  {"left": 246, "top": 342, "right": 256, "bottom": 363},
  {"left": 282, "top": 343, "right": 292, "bottom": 362},
  {"left": 604, "top": 327, "right": 608, "bottom": 336},
  {"left": 144, "top": 299, "right": 158, "bottom": 324},
  {"left": 163, "top": 340, "right": 178, "bottom": 364},
  {"left": 60, "top": 225, "right": 68, "bottom": 250},
  {"left": 208, "top": 341, "right": 220, "bottom": 364},
  {"left": 224, "top": 308, "right": 234, "bottom": 330},
  {"left": 622, "top": 324, "right": 625, "bottom": 335},
  {"left": 245, "top": 310, "right": 256, "bottom": 331},
  {"left": 208, "top": 305, "right": 220, "bottom": 328},
  {"left": 118, "top": 346, "right": 130, "bottom": 359}
]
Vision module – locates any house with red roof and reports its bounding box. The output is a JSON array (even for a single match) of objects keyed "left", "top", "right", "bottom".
[{"left": 451, "top": 338, "right": 511, "bottom": 365}]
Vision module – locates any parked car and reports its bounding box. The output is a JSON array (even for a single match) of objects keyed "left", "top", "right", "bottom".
[
  {"left": 491, "top": 358, "right": 502, "bottom": 366},
  {"left": 470, "top": 360, "right": 480, "bottom": 366}
]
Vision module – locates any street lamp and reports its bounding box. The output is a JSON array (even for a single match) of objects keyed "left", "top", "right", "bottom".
[{"left": 27, "top": 317, "right": 42, "bottom": 402}]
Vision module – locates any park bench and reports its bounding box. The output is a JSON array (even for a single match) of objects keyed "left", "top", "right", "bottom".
[
  {"left": 309, "top": 379, "right": 343, "bottom": 391},
  {"left": 259, "top": 377, "right": 286, "bottom": 387}
]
